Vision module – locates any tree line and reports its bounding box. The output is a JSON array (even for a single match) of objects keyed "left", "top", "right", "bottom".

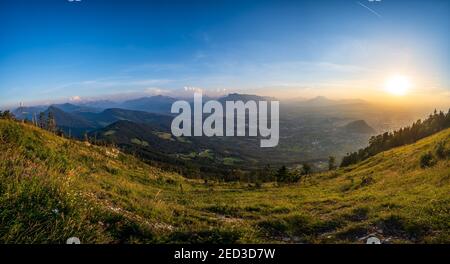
[
  {"left": 341, "top": 109, "right": 450, "bottom": 167},
  {"left": 36, "top": 112, "right": 57, "bottom": 133},
  {"left": 235, "top": 161, "right": 316, "bottom": 185},
  {"left": 0, "top": 110, "right": 15, "bottom": 120},
  {"left": 0, "top": 110, "right": 59, "bottom": 134}
]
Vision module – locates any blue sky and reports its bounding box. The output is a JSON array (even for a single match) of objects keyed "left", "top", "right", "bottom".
[{"left": 0, "top": 0, "right": 449, "bottom": 107}]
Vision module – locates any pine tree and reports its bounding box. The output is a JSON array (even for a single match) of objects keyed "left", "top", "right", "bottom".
[
  {"left": 301, "top": 162, "right": 312, "bottom": 175},
  {"left": 0, "top": 110, "right": 14, "bottom": 120},
  {"left": 328, "top": 156, "right": 336, "bottom": 170},
  {"left": 47, "top": 112, "right": 57, "bottom": 133},
  {"left": 38, "top": 112, "right": 46, "bottom": 129},
  {"left": 275, "top": 166, "right": 289, "bottom": 183}
]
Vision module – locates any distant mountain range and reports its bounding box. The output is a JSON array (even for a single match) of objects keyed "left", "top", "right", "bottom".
[
  {"left": 76, "top": 108, "right": 172, "bottom": 129},
  {"left": 286, "top": 96, "right": 368, "bottom": 107},
  {"left": 10, "top": 93, "right": 407, "bottom": 174},
  {"left": 14, "top": 103, "right": 173, "bottom": 137},
  {"left": 13, "top": 106, "right": 48, "bottom": 120},
  {"left": 13, "top": 94, "right": 368, "bottom": 118},
  {"left": 119, "top": 95, "right": 177, "bottom": 113},
  {"left": 50, "top": 103, "right": 102, "bottom": 113},
  {"left": 12, "top": 95, "right": 178, "bottom": 120},
  {"left": 219, "top": 93, "right": 277, "bottom": 102}
]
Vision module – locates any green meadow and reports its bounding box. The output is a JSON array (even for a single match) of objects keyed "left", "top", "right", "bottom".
[{"left": 0, "top": 119, "right": 449, "bottom": 243}]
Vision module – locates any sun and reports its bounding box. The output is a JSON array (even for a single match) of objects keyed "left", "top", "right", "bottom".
[{"left": 384, "top": 75, "right": 411, "bottom": 96}]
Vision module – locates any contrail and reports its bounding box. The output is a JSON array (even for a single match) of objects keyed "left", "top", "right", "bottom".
[{"left": 357, "top": 1, "right": 382, "bottom": 18}]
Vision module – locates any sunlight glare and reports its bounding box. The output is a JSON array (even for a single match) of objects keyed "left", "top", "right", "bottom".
[{"left": 385, "top": 75, "right": 411, "bottom": 96}]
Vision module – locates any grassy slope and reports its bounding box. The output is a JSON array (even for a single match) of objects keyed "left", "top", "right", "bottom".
[{"left": 0, "top": 119, "right": 449, "bottom": 243}]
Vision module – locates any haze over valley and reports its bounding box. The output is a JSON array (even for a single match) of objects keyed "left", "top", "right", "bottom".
[{"left": 9, "top": 92, "right": 438, "bottom": 178}]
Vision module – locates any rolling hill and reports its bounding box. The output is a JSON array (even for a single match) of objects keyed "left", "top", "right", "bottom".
[
  {"left": 77, "top": 108, "right": 172, "bottom": 129},
  {"left": 13, "top": 105, "right": 48, "bottom": 120},
  {"left": 11, "top": 94, "right": 414, "bottom": 170},
  {"left": 44, "top": 106, "right": 95, "bottom": 136},
  {"left": 16, "top": 105, "right": 174, "bottom": 138},
  {"left": 342, "top": 120, "right": 376, "bottom": 134},
  {"left": 0, "top": 118, "right": 449, "bottom": 243},
  {"left": 90, "top": 120, "right": 249, "bottom": 179}
]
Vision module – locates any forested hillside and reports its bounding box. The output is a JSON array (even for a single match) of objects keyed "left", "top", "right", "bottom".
[{"left": 341, "top": 110, "right": 450, "bottom": 167}]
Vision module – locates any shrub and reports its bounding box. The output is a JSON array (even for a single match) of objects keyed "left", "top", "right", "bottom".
[
  {"left": 435, "top": 141, "right": 448, "bottom": 159},
  {"left": 360, "top": 175, "right": 374, "bottom": 187},
  {"left": 377, "top": 215, "right": 429, "bottom": 239},
  {"left": 344, "top": 207, "right": 369, "bottom": 222},
  {"left": 420, "top": 152, "right": 435, "bottom": 168},
  {"left": 275, "top": 166, "right": 301, "bottom": 183}
]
